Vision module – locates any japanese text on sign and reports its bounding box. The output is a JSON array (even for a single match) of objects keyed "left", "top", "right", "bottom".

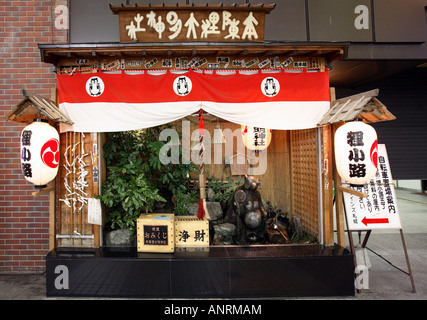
[
  {"left": 343, "top": 144, "right": 402, "bottom": 230},
  {"left": 118, "top": 9, "right": 267, "bottom": 42},
  {"left": 178, "top": 229, "right": 207, "bottom": 243},
  {"left": 144, "top": 225, "right": 168, "bottom": 245},
  {"left": 21, "top": 130, "right": 33, "bottom": 178},
  {"left": 347, "top": 130, "right": 367, "bottom": 179},
  {"left": 253, "top": 127, "right": 266, "bottom": 147}
]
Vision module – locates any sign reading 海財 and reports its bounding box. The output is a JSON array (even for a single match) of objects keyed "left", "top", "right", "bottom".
[{"left": 110, "top": 4, "right": 275, "bottom": 43}]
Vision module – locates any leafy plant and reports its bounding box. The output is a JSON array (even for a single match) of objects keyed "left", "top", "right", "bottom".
[
  {"left": 173, "top": 189, "right": 198, "bottom": 216},
  {"left": 146, "top": 138, "right": 198, "bottom": 195},
  {"left": 207, "top": 176, "right": 244, "bottom": 208},
  {"left": 99, "top": 127, "right": 198, "bottom": 232},
  {"left": 99, "top": 146, "right": 166, "bottom": 233}
]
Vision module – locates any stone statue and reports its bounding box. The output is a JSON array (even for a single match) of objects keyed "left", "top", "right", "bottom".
[{"left": 233, "top": 175, "right": 267, "bottom": 244}]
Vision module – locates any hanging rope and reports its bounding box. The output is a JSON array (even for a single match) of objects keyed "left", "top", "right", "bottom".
[
  {"left": 198, "top": 109, "right": 205, "bottom": 175},
  {"left": 197, "top": 109, "right": 207, "bottom": 219}
]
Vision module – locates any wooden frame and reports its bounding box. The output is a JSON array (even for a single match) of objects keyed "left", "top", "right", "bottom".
[
  {"left": 39, "top": 43, "right": 345, "bottom": 66},
  {"left": 290, "top": 128, "right": 320, "bottom": 238},
  {"left": 110, "top": 3, "right": 275, "bottom": 43},
  {"left": 38, "top": 42, "right": 345, "bottom": 249},
  {"left": 55, "top": 131, "right": 101, "bottom": 248}
]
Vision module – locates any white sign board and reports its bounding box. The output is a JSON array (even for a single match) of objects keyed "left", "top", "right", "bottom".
[
  {"left": 88, "top": 198, "right": 102, "bottom": 226},
  {"left": 343, "top": 144, "right": 402, "bottom": 230}
]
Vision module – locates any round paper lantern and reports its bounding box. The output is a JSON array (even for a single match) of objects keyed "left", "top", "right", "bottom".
[
  {"left": 241, "top": 125, "right": 272, "bottom": 151},
  {"left": 334, "top": 120, "right": 378, "bottom": 185},
  {"left": 20, "top": 119, "right": 60, "bottom": 188}
]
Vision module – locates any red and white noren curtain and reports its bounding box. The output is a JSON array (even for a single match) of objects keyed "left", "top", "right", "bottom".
[{"left": 57, "top": 69, "right": 330, "bottom": 132}]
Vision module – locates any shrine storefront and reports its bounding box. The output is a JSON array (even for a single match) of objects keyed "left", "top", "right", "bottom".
[{"left": 30, "top": 3, "right": 366, "bottom": 297}]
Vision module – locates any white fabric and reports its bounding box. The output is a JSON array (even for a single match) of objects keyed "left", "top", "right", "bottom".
[
  {"left": 60, "top": 101, "right": 329, "bottom": 133},
  {"left": 203, "top": 101, "right": 330, "bottom": 130}
]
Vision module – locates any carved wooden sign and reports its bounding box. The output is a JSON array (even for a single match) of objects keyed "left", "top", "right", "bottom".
[{"left": 110, "top": 4, "right": 275, "bottom": 43}]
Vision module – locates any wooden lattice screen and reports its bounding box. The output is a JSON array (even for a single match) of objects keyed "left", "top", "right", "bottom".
[{"left": 290, "top": 128, "right": 319, "bottom": 237}]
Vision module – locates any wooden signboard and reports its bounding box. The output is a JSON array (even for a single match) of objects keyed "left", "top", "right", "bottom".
[
  {"left": 343, "top": 144, "right": 402, "bottom": 230},
  {"left": 56, "top": 56, "right": 323, "bottom": 73},
  {"left": 110, "top": 4, "right": 275, "bottom": 43},
  {"left": 57, "top": 131, "right": 101, "bottom": 247},
  {"left": 342, "top": 144, "right": 415, "bottom": 293}
]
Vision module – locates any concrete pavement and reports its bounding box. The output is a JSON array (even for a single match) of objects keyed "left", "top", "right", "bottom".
[
  {"left": 0, "top": 188, "right": 426, "bottom": 300},
  {"left": 350, "top": 188, "right": 427, "bottom": 300}
]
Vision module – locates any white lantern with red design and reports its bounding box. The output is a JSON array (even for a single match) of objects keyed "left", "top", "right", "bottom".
[
  {"left": 334, "top": 120, "right": 378, "bottom": 185},
  {"left": 241, "top": 125, "right": 272, "bottom": 151},
  {"left": 20, "top": 119, "right": 60, "bottom": 188}
]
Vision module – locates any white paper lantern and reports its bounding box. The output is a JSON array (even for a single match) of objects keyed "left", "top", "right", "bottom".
[
  {"left": 334, "top": 120, "right": 378, "bottom": 185},
  {"left": 241, "top": 125, "right": 272, "bottom": 151},
  {"left": 20, "top": 119, "right": 60, "bottom": 188}
]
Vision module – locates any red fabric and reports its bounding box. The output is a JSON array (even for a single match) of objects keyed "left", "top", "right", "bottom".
[
  {"left": 197, "top": 199, "right": 205, "bottom": 219},
  {"left": 198, "top": 109, "right": 205, "bottom": 135},
  {"left": 57, "top": 69, "right": 330, "bottom": 104}
]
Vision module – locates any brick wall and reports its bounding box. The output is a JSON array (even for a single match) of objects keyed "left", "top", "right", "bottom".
[{"left": 0, "top": 0, "right": 67, "bottom": 273}]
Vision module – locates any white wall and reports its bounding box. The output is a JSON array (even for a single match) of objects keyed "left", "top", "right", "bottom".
[{"left": 396, "top": 180, "right": 421, "bottom": 191}]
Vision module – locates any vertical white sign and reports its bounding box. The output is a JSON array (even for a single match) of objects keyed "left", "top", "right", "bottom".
[
  {"left": 88, "top": 198, "right": 102, "bottom": 225},
  {"left": 343, "top": 144, "right": 402, "bottom": 230}
]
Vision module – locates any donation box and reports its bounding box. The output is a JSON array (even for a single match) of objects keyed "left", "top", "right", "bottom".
[{"left": 175, "top": 216, "right": 209, "bottom": 247}]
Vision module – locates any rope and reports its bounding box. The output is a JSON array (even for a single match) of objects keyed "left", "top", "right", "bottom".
[
  {"left": 197, "top": 109, "right": 207, "bottom": 219},
  {"left": 197, "top": 109, "right": 206, "bottom": 175}
]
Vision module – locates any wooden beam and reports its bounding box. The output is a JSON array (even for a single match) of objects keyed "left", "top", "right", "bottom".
[
  {"left": 338, "top": 186, "right": 368, "bottom": 198},
  {"left": 31, "top": 183, "right": 56, "bottom": 250},
  {"left": 91, "top": 132, "right": 101, "bottom": 248},
  {"left": 329, "top": 87, "right": 345, "bottom": 248},
  {"left": 332, "top": 123, "right": 346, "bottom": 247},
  {"left": 50, "top": 87, "right": 57, "bottom": 251},
  {"left": 40, "top": 43, "right": 346, "bottom": 64},
  {"left": 32, "top": 186, "right": 54, "bottom": 197},
  {"left": 322, "top": 124, "right": 334, "bottom": 246},
  {"left": 49, "top": 189, "right": 55, "bottom": 251}
]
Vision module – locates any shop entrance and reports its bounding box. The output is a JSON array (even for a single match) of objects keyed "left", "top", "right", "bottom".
[
  {"left": 38, "top": 42, "right": 358, "bottom": 297},
  {"left": 53, "top": 66, "right": 330, "bottom": 249}
]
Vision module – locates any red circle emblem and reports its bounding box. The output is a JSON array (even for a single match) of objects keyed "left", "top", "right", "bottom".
[
  {"left": 370, "top": 139, "right": 378, "bottom": 168},
  {"left": 41, "top": 138, "right": 59, "bottom": 168}
]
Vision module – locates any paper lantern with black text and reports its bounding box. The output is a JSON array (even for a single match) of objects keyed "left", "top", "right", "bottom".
[
  {"left": 241, "top": 125, "right": 272, "bottom": 151},
  {"left": 334, "top": 121, "right": 378, "bottom": 185},
  {"left": 20, "top": 119, "right": 60, "bottom": 188}
]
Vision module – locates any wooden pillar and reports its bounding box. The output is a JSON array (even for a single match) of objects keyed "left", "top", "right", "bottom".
[
  {"left": 329, "top": 87, "right": 346, "bottom": 247},
  {"left": 332, "top": 122, "right": 346, "bottom": 247},
  {"left": 321, "top": 124, "right": 334, "bottom": 246},
  {"left": 50, "top": 87, "right": 58, "bottom": 251},
  {"left": 49, "top": 189, "right": 55, "bottom": 251},
  {"left": 91, "top": 132, "right": 101, "bottom": 247}
]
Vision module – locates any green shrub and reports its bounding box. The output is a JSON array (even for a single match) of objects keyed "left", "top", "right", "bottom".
[{"left": 99, "top": 127, "right": 197, "bottom": 233}]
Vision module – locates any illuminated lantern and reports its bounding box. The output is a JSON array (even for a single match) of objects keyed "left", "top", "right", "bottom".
[
  {"left": 241, "top": 125, "right": 272, "bottom": 151},
  {"left": 20, "top": 119, "right": 60, "bottom": 189},
  {"left": 334, "top": 120, "right": 378, "bottom": 185}
]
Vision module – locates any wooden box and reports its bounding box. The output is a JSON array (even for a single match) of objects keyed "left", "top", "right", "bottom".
[
  {"left": 137, "top": 213, "right": 175, "bottom": 253},
  {"left": 175, "top": 216, "right": 209, "bottom": 247}
]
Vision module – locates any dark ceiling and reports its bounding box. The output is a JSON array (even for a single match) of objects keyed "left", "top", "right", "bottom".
[{"left": 329, "top": 59, "right": 426, "bottom": 88}]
